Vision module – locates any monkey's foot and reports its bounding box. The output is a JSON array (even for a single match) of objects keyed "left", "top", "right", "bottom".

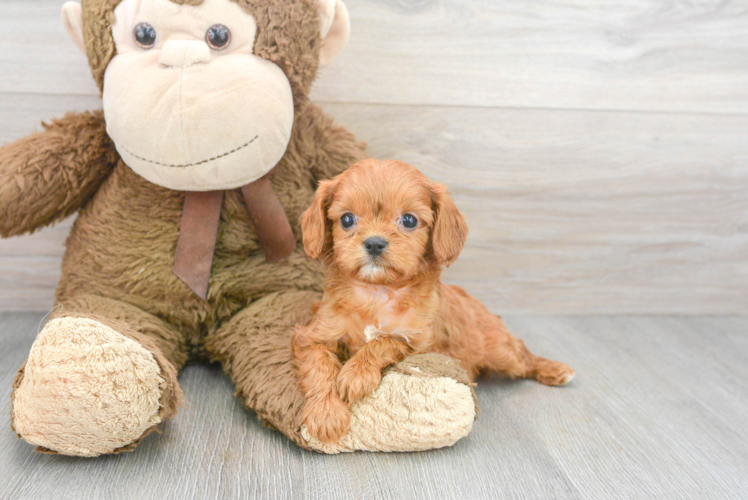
[
  {"left": 11, "top": 317, "right": 175, "bottom": 457},
  {"left": 301, "top": 354, "right": 477, "bottom": 453}
]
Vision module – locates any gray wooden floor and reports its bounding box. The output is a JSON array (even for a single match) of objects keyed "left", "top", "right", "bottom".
[{"left": 2, "top": 313, "right": 747, "bottom": 499}]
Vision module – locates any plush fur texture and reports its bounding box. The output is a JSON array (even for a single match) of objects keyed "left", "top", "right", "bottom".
[
  {"left": 302, "top": 354, "right": 477, "bottom": 453},
  {"left": 11, "top": 316, "right": 178, "bottom": 456},
  {"left": 82, "top": 0, "right": 323, "bottom": 113},
  {"left": 293, "top": 160, "right": 575, "bottom": 444},
  {"left": 3, "top": 0, "right": 479, "bottom": 455},
  {"left": 103, "top": 0, "right": 298, "bottom": 191},
  {"left": 0, "top": 111, "right": 117, "bottom": 238}
]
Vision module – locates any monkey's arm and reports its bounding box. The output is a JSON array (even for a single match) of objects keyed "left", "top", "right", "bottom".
[
  {"left": 301, "top": 104, "right": 368, "bottom": 183},
  {"left": 0, "top": 110, "right": 117, "bottom": 237}
]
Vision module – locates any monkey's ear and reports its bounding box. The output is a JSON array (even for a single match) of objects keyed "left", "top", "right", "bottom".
[
  {"left": 301, "top": 178, "right": 338, "bottom": 260},
  {"left": 430, "top": 183, "right": 469, "bottom": 267},
  {"left": 62, "top": 2, "right": 86, "bottom": 54},
  {"left": 317, "top": 0, "right": 351, "bottom": 66}
]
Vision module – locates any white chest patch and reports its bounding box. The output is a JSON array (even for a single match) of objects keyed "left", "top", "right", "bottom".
[
  {"left": 355, "top": 285, "right": 415, "bottom": 345},
  {"left": 354, "top": 284, "right": 393, "bottom": 304},
  {"left": 364, "top": 324, "right": 380, "bottom": 342}
]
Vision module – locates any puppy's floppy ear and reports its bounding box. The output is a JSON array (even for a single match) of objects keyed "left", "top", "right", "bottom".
[
  {"left": 430, "top": 182, "right": 469, "bottom": 267},
  {"left": 301, "top": 178, "right": 338, "bottom": 259}
]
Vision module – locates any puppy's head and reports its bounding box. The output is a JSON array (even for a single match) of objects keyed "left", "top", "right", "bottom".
[{"left": 301, "top": 159, "right": 468, "bottom": 284}]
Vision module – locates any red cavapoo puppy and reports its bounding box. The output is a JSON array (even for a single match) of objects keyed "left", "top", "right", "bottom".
[{"left": 293, "top": 159, "right": 574, "bottom": 443}]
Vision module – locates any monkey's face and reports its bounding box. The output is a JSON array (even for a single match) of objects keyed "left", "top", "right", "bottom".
[
  {"left": 99, "top": 0, "right": 293, "bottom": 191},
  {"left": 62, "top": 0, "right": 350, "bottom": 191}
]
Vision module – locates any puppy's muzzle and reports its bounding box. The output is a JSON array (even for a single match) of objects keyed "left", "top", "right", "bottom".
[{"left": 363, "top": 236, "right": 388, "bottom": 258}]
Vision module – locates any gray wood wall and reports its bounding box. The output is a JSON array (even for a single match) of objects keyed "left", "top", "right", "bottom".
[{"left": 0, "top": 0, "right": 746, "bottom": 314}]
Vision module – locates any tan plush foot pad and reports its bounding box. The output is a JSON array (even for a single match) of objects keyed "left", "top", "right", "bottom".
[
  {"left": 302, "top": 354, "right": 478, "bottom": 453},
  {"left": 11, "top": 317, "right": 166, "bottom": 457}
]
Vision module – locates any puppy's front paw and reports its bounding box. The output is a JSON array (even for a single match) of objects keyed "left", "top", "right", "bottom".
[
  {"left": 337, "top": 361, "right": 382, "bottom": 404},
  {"left": 302, "top": 354, "right": 478, "bottom": 454},
  {"left": 302, "top": 393, "right": 351, "bottom": 444}
]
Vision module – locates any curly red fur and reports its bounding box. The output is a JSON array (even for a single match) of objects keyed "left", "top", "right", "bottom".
[{"left": 293, "top": 159, "right": 575, "bottom": 443}]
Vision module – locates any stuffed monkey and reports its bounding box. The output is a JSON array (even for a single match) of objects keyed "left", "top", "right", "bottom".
[{"left": 2, "top": 0, "right": 477, "bottom": 456}]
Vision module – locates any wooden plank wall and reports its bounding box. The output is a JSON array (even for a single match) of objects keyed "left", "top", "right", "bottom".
[{"left": 0, "top": 0, "right": 746, "bottom": 313}]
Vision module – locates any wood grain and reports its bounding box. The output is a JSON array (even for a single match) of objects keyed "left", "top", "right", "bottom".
[
  {"left": 2, "top": 313, "right": 747, "bottom": 499},
  {"left": 1, "top": 97, "right": 746, "bottom": 313},
  {"left": 0, "top": 0, "right": 747, "bottom": 313},
  {"left": 1, "top": 0, "right": 747, "bottom": 114},
  {"left": 331, "top": 103, "right": 748, "bottom": 314}
]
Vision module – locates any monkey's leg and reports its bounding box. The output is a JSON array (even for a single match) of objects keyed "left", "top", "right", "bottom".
[
  {"left": 11, "top": 294, "right": 187, "bottom": 457},
  {"left": 205, "top": 290, "right": 477, "bottom": 453}
]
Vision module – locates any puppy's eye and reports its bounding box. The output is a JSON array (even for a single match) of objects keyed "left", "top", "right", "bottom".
[
  {"left": 206, "top": 24, "right": 231, "bottom": 50},
  {"left": 401, "top": 213, "right": 418, "bottom": 230},
  {"left": 133, "top": 23, "right": 157, "bottom": 49},
  {"left": 340, "top": 213, "right": 356, "bottom": 229}
]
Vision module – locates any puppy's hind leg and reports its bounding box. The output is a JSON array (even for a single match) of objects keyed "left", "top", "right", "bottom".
[
  {"left": 482, "top": 317, "right": 574, "bottom": 386},
  {"left": 529, "top": 353, "right": 575, "bottom": 386}
]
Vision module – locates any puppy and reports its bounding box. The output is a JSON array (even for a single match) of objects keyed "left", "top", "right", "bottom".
[{"left": 293, "top": 159, "right": 574, "bottom": 444}]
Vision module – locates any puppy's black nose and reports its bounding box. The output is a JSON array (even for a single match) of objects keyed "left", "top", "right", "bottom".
[{"left": 364, "top": 236, "right": 388, "bottom": 257}]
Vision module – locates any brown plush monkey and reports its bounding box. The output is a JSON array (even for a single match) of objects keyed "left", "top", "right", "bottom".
[{"left": 2, "top": 0, "right": 477, "bottom": 456}]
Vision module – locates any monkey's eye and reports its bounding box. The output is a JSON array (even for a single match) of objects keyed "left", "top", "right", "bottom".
[
  {"left": 401, "top": 214, "right": 418, "bottom": 230},
  {"left": 133, "top": 23, "right": 157, "bottom": 49},
  {"left": 206, "top": 24, "right": 231, "bottom": 50},
  {"left": 340, "top": 213, "right": 356, "bottom": 230}
]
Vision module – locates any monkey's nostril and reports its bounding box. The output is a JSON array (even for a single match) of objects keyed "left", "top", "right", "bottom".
[{"left": 364, "top": 236, "right": 388, "bottom": 257}]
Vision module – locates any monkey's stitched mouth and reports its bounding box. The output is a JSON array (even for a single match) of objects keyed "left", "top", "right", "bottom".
[{"left": 122, "top": 135, "right": 259, "bottom": 168}]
